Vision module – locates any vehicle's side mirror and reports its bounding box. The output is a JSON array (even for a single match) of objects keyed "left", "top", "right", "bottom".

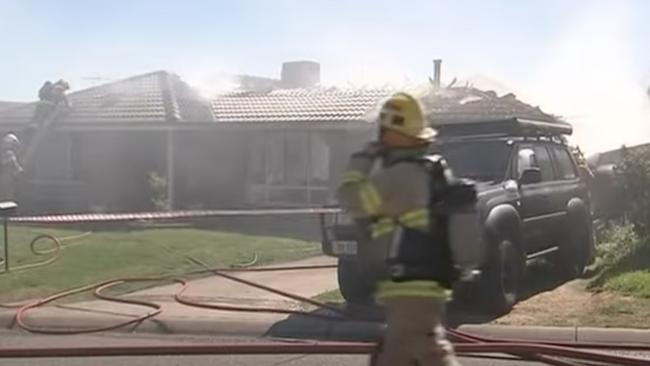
[{"left": 519, "top": 168, "right": 542, "bottom": 185}]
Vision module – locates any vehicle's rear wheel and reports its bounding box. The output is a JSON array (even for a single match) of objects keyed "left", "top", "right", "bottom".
[
  {"left": 480, "top": 239, "right": 524, "bottom": 314},
  {"left": 337, "top": 258, "right": 375, "bottom": 305}
]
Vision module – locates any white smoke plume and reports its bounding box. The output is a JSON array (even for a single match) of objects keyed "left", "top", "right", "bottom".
[{"left": 520, "top": 2, "right": 650, "bottom": 155}]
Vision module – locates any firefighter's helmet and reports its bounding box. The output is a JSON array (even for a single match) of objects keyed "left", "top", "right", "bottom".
[
  {"left": 2, "top": 133, "right": 20, "bottom": 148},
  {"left": 54, "top": 79, "right": 70, "bottom": 90},
  {"left": 379, "top": 92, "right": 436, "bottom": 142}
]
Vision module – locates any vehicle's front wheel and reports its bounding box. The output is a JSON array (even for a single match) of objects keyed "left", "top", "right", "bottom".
[
  {"left": 337, "top": 258, "right": 375, "bottom": 305},
  {"left": 480, "top": 238, "right": 524, "bottom": 314}
]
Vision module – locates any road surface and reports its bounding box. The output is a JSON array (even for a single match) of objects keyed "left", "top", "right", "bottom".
[{"left": 0, "top": 330, "right": 542, "bottom": 366}]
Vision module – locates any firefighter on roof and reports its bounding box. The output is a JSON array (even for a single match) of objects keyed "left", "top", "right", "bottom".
[
  {"left": 337, "top": 92, "right": 466, "bottom": 366},
  {"left": 0, "top": 133, "right": 23, "bottom": 202},
  {"left": 32, "top": 79, "right": 71, "bottom": 127}
]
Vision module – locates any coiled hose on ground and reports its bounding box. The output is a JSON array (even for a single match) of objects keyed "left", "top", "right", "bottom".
[
  {"left": 4, "top": 252, "right": 650, "bottom": 366},
  {"left": 1, "top": 209, "right": 649, "bottom": 365}
]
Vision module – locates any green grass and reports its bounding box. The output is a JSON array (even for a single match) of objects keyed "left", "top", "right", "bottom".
[
  {"left": 590, "top": 239, "right": 650, "bottom": 291},
  {"left": 577, "top": 297, "right": 650, "bottom": 328},
  {"left": 603, "top": 271, "right": 650, "bottom": 298},
  {"left": 589, "top": 224, "right": 649, "bottom": 290},
  {"left": 0, "top": 226, "right": 320, "bottom": 302}
]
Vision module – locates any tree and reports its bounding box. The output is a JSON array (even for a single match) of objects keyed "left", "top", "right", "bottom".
[{"left": 620, "top": 145, "right": 650, "bottom": 235}]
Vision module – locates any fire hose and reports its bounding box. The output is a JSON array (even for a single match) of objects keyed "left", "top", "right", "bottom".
[
  {"left": 1, "top": 209, "right": 650, "bottom": 365},
  {"left": 0, "top": 232, "right": 92, "bottom": 277},
  {"left": 7, "top": 258, "right": 650, "bottom": 365}
]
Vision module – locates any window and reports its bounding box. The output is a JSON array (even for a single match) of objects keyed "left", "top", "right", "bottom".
[
  {"left": 247, "top": 130, "right": 331, "bottom": 205},
  {"left": 517, "top": 144, "right": 555, "bottom": 182},
  {"left": 266, "top": 133, "right": 286, "bottom": 184},
  {"left": 437, "top": 140, "right": 512, "bottom": 182},
  {"left": 517, "top": 147, "right": 536, "bottom": 174},
  {"left": 533, "top": 145, "right": 555, "bottom": 181},
  {"left": 32, "top": 133, "right": 80, "bottom": 181},
  {"left": 551, "top": 145, "right": 578, "bottom": 180}
]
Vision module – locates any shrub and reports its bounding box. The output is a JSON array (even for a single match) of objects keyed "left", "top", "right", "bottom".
[
  {"left": 148, "top": 171, "right": 170, "bottom": 211},
  {"left": 590, "top": 225, "right": 650, "bottom": 289},
  {"left": 620, "top": 146, "right": 650, "bottom": 235},
  {"left": 603, "top": 270, "right": 650, "bottom": 298},
  {"left": 595, "top": 224, "right": 639, "bottom": 269}
]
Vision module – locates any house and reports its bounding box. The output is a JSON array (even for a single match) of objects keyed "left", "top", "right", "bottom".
[
  {"left": 0, "top": 63, "right": 391, "bottom": 212},
  {"left": 586, "top": 143, "right": 650, "bottom": 222},
  {"left": 587, "top": 143, "right": 650, "bottom": 172},
  {"left": 0, "top": 101, "right": 25, "bottom": 111},
  {"left": 0, "top": 70, "right": 218, "bottom": 212},
  {"left": 0, "top": 61, "right": 560, "bottom": 214}
]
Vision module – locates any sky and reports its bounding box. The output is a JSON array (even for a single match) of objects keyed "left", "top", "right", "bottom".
[{"left": 1, "top": 0, "right": 649, "bottom": 153}]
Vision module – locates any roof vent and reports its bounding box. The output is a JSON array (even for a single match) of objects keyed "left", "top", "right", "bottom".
[{"left": 280, "top": 61, "right": 320, "bottom": 88}]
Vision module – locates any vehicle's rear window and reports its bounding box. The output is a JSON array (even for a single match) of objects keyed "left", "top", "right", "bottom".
[{"left": 436, "top": 140, "right": 512, "bottom": 182}]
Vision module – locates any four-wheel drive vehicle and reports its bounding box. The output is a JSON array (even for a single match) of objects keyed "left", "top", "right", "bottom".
[{"left": 322, "top": 118, "right": 595, "bottom": 313}]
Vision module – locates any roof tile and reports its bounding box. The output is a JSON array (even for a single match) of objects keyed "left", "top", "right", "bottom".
[
  {"left": 0, "top": 73, "right": 559, "bottom": 127},
  {"left": 0, "top": 71, "right": 213, "bottom": 125},
  {"left": 211, "top": 88, "right": 392, "bottom": 123}
]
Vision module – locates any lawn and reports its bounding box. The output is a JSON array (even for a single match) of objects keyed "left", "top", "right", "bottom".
[
  {"left": 316, "top": 224, "right": 650, "bottom": 328},
  {"left": 589, "top": 226, "right": 650, "bottom": 299},
  {"left": 0, "top": 225, "right": 321, "bottom": 302},
  {"left": 494, "top": 225, "right": 650, "bottom": 329},
  {"left": 603, "top": 270, "right": 650, "bottom": 298}
]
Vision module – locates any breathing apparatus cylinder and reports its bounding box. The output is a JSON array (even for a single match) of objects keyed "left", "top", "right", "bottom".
[{"left": 441, "top": 179, "right": 483, "bottom": 279}]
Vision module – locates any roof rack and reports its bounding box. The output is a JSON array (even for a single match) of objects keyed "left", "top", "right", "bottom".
[{"left": 434, "top": 117, "right": 572, "bottom": 138}]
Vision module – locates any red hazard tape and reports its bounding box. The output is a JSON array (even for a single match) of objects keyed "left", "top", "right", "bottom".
[{"left": 10, "top": 208, "right": 342, "bottom": 224}]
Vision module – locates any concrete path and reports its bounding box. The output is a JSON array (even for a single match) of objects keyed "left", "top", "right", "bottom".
[
  {"left": 3, "top": 255, "right": 650, "bottom": 347},
  {"left": 0, "top": 256, "right": 342, "bottom": 337},
  {"left": 134, "top": 255, "right": 337, "bottom": 301},
  {"left": 0, "top": 330, "right": 547, "bottom": 366},
  {"left": 458, "top": 324, "right": 650, "bottom": 346}
]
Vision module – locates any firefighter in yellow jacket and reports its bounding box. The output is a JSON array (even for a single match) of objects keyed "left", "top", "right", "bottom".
[{"left": 338, "top": 92, "right": 461, "bottom": 366}]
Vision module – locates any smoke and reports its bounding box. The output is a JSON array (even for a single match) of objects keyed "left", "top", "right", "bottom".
[
  {"left": 183, "top": 72, "right": 239, "bottom": 98},
  {"left": 521, "top": 2, "right": 650, "bottom": 155}
]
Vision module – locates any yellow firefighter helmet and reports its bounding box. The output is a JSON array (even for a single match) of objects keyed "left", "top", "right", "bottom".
[{"left": 379, "top": 92, "right": 436, "bottom": 142}]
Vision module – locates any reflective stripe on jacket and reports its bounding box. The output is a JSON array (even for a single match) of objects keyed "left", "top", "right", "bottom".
[
  {"left": 341, "top": 170, "right": 382, "bottom": 217},
  {"left": 370, "top": 208, "right": 429, "bottom": 238},
  {"left": 377, "top": 280, "right": 450, "bottom": 301},
  {"left": 337, "top": 146, "right": 457, "bottom": 299},
  {"left": 337, "top": 150, "right": 382, "bottom": 218},
  {"left": 337, "top": 148, "right": 431, "bottom": 223}
]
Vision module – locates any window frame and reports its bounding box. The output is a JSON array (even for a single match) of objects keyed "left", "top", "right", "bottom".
[
  {"left": 246, "top": 129, "right": 331, "bottom": 206},
  {"left": 549, "top": 143, "right": 579, "bottom": 181},
  {"left": 514, "top": 142, "right": 557, "bottom": 183}
]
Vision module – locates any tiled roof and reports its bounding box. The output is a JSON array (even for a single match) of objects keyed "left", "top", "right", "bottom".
[
  {"left": 0, "top": 101, "right": 25, "bottom": 111},
  {"left": 588, "top": 142, "right": 650, "bottom": 167},
  {"left": 0, "top": 71, "right": 213, "bottom": 125},
  {"left": 0, "top": 102, "right": 36, "bottom": 125},
  {"left": 210, "top": 88, "right": 392, "bottom": 123},
  {"left": 210, "top": 85, "right": 558, "bottom": 125},
  {"left": 424, "top": 87, "right": 558, "bottom": 125},
  {"left": 66, "top": 71, "right": 169, "bottom": 123},
  {"left": 0, "top": 72, "right": 558, "bottom": 127}
]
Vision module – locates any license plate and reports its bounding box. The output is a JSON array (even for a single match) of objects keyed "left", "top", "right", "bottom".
[{"left": 332, "top": 240, "right": 358, "bottom": 255}]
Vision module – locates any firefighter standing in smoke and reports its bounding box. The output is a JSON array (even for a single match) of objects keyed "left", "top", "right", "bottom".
[
  {"left": 337, "top": 93, "right": 468, "bottom": 366},
  {"left": 0, "top": 133, "right": 23, "bottom": 202}
]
